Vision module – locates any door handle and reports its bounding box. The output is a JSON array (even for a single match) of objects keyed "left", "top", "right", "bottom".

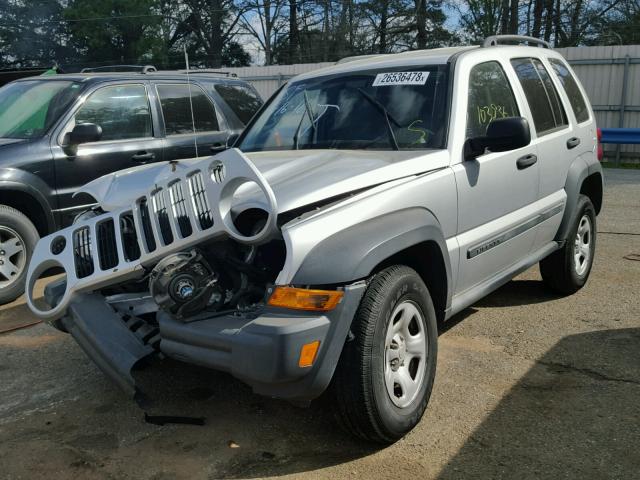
[
  {"left": 566, "top": 137, "right": 581, "bottom": 149},
  {"left": 210, "top": 143, "right": 227, "bottom": 153},
  {"left": 131, "top": 152, "right": 155, "bottom": 163},
  {"left": 516, "top": 154, "right": 537, "bottom": 170}
]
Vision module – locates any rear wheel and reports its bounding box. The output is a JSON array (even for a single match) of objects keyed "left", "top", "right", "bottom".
[
  {"left": 331, "top": 265, "right": 438, "bottom": 443},
  {"left": 540, "top": 194, "right": 596, "bottom": 294},
  {"left": 0, "top": 205, "right": 39, "bottom": 304}
]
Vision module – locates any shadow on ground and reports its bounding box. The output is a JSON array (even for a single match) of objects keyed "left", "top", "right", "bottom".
[{"left": 437, "top": 327, "right": 640, "bottom": 479}]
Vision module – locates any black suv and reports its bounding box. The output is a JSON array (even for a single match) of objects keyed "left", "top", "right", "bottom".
[{"left": 0, "top": 70, "right": 263, "bottom": 303}]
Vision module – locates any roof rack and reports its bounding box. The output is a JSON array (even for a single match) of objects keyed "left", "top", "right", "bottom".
[
  {"left": 171, "top": 69, "right": 238, "bottom": 77},
  {"left": 80, "top": 65, "right": 157, "bottom": 73},
  {"left": 483, "top": 35, "right": 550, "bottom": 49}
]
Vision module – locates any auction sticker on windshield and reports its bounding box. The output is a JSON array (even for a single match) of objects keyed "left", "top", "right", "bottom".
[{"left": 372, "top": 72, "right": 430, "bottom": 86}]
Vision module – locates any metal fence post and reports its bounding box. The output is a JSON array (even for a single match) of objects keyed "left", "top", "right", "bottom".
[{"left": 616, "top": 54, "right": 631, "bottom": 166}]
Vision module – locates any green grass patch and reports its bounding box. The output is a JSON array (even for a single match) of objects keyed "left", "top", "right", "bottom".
[{"left": 601, "top": 161, "right": 640, "bottom": 170}]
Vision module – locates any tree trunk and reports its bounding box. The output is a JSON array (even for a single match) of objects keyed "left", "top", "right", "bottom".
[
  {"left": 415, "top": 0, "right": 427, "bottom": 49},
  {"left": 543, "top": 0, "right": 554, "bottom": 42},
  {"left": 500, "top": 0, "right": 510, "bottom": 33},
  {"left": 379, "top": 0, "right": 388, "bottom": 53},
  {"left": 288, "top": 0, "right": 299, "bottom": 64},
  {"left": 532, "top": 0, "right": 544, "bottom": 37},
  {"left": 509, "top": 0, "right": 519, "bottom": 34}
]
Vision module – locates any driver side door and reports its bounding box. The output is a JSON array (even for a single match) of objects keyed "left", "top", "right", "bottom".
[
  {"left": 452, "top": 60, "right": 540, "bottom": 296},
  {"left": 51, "top": 82, "right": 164, "bottom": 226}
]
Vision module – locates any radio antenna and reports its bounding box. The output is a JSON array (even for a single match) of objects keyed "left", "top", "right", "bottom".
[{"left": 184, "top": 45, "right": 199, "bottom": 157}]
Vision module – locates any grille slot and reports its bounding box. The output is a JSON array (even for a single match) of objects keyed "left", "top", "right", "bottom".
[
  {"left": 120, "top": 212, "right": 141, "bottom": 261},
  {"left": 169, "top": 180, "right": 193, "bottom": 238},
  {"left": 139, "top": 198, "right": 156, "bottom": 253},
  {"left": 73, "top": 227, "right": 94, "bottom": 278},
  {"left": 152, "top": 189, "right": 174, "bottom": 245},
  {"left": 96, "top": 219, "right": 119, "bottom": 270},
  {"left": 188, "top": 172, "right": 213, "bottom": 230}
]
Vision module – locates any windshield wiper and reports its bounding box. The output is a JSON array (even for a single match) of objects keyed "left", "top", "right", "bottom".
[
  {"left": 293, "top": 90, "right": 316, "bottom": 149},
  {"left": 356, "top": 88, "right": 400, "bottom": 151}
]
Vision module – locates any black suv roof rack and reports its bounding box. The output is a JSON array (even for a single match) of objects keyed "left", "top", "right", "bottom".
[
  {"left": 165, "top": 69, "right": 238, "bottom": 78},
  {"left": 483, "top": 35, "right": 550, "bottom": 49},
  {"left": 80, "top": 65, "right": 158, "bottom": 73}
]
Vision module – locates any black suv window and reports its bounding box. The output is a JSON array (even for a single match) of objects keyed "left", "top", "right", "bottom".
[
  {"left": 214, "top": 84, "right": 262, "bottom": 125},
  {"left": 511, "top": 58, "right": 568, "bottom": 135},
  {"left": 156, "top": 84, "right": 219, "bottom": 135},
  {"left": 73, "top": 84, "right": 152, "bottom": 141},
  {"left": 466, "top": 61, "right": 520, "bottom": 139},
  {"left": 549, "top": 58, "right": 589, "bottom": 123}
]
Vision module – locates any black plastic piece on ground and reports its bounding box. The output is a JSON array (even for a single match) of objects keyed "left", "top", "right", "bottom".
[{"left": 144, "top": 413, "right": 206, "bottom": 426}]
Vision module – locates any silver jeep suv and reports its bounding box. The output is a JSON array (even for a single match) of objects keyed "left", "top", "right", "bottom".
[{"left": 26, "top": 36, "right": 603, "bottom": 443}]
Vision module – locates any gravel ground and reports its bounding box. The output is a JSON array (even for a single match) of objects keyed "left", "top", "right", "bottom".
[{"left": 0, "top": 169, "right": 638, "bottom": 480}]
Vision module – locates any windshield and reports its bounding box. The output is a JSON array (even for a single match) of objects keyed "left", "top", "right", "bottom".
[
  {"left": 0, "top": 80, "right": 83, "bottom": 139},
  {"left": 239, "top": 65, "right": 449, "bottom": 152}
]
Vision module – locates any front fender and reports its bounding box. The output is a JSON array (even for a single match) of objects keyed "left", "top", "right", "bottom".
[
  {"left": 0, "top": 168, "right": 56, "bottom": 232},
  {"left": 291, "top": 208, "right": 451, "bottom": 290}
]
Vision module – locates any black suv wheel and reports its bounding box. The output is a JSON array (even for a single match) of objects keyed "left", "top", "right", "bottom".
[
  {"left": 0, "top": 205, "right": 39, "bottom": 304},
  {"left": 331, "top": 265, "right": 438, "bottom": 443}
]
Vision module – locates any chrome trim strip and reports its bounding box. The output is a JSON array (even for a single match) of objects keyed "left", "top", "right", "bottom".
[{"left": 467, "top": 203, "right": 564, "bottom": 259}]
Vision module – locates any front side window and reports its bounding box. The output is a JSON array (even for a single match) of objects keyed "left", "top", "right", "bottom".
[
  {"left": 156, "top": 84, "right": 219, "bottom": 135},
  {"left": 214, "top": 84, "right": 263, "bottom": 125},
  {"left": 466, "top": 61, "right": 520, "bottom": 139},
  {"left": 73, "top": 84, "right": 152, "bottom": 141},
  {"left": 549, "top": 58, "right": 590, "bottom": 123},
  {"left": 511, "top": 57, "right": 568, "bottom": 135},
  {"left": 0, "top": 80, "right": 82, "bottom": 139},
  {"left": 239, "top": 65, "right": 449, "bottom": 152}
]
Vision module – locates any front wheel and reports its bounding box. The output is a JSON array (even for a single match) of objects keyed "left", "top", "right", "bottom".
[
  {"left": 331, "top": 265, "right": 438, "bottom": 443},
  {"left": 0, "top": 205, "right": 39, "bottom": 305}
]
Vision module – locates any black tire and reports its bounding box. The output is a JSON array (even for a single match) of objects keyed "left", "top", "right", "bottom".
[
  {"left": 540, "top": 194, "right": 596, "bottom": 295},
  {"left": 331, "top": 265, "right": 438, "bottom": 443},
  {"left": 0, "top": 205, "right": 39, "bottom": 305}
]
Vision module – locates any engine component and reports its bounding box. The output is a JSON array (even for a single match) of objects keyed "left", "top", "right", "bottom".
[{"left": 149, "top": 250, "right": 221, "bottom": 318}]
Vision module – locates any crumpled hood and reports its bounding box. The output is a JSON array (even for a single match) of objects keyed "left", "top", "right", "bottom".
[{"left": 77, "top": 148, "right": 448, "bottom": 214}]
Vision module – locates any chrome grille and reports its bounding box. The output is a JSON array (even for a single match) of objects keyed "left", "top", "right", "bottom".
[
  {"left": 73, "top": 227, "right": 94, "bottom": 278},
  {"left": 152, "top": 189, "right": 173, "bottom": 246},
  {"left": 188, "top": 171, "right": 213, "bottom": 230},
  {"left": 96, "top": 220, "right": 118, "bottom": 270},
  {"left": 139, "top": 198, "right": 156, "bottom": 253},
  {"left": 169, "top": 180, "right": 193, "bottom": 238},
  {"left": 120, "top": 212, "right": 141, "bottom": 261}
]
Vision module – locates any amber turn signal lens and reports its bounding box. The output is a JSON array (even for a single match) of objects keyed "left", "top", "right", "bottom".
[
  {"left": 299, "top": 340, "right": 320, "bottom": 368},
  {"left": 267, "top": 286, "right": 343, "bottom": 311}
]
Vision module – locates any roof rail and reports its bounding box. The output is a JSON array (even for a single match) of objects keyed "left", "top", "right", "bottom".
[
  {"left": 157, "top": 69, "right": 237, "bottom": 77},
  {"left": 483, "top": 35, "right": 550, "bottom": 49},
  {"left": 80, "top": 65, "right": 157, "bottom": 73}
]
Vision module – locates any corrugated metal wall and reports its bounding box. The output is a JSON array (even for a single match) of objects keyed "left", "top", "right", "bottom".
[{"left": 228, "top": 45, "right": 640, "bottom": 160}]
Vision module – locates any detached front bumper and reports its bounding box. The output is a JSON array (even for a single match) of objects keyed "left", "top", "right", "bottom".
[{"left": 56, "top": 282, "right": 365, "bottom": 402}]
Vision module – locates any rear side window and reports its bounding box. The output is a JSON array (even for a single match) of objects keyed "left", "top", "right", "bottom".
[
  {"left": 156, "top": 84, "right": 219, "bottom": 135},
  {"left": 214, "top": 84, "right": 263, "bottom": 125},
  {"left": 511, "top": 58, "right": 567, "bottom": 135},
  {"left": 466, "top": 61, "right": 520, "bottom": 139},
  {"left": 549, "top": 58, "right": 590, "bottom": 123}
]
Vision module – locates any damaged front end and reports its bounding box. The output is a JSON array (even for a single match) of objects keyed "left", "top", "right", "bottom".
[{"left": 27, "top": 149, "right": 364, "bottom": 401}]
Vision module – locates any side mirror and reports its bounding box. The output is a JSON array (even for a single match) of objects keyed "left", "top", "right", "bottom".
[
  {"left": 68, "top": 123, "right": 102, "bottom": 145},
  {"left": 464, "top": 117, "right": 531, "bottom": 160}
]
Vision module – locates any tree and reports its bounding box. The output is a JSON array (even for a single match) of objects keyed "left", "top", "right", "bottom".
[{"left": 0, "top": 0, "right": 75, "bottom": 68}]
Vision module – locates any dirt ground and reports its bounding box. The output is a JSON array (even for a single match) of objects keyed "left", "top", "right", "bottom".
[{"left": 0, "top": 169, "right": 638, "bottom": 480}]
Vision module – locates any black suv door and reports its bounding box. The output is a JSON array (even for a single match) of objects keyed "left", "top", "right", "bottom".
[
  {"left": 51, "top": 82, "right": 163, "bottom": 226},
  {"left": 154, "top": 82, "right": 229, "bottom": 159}
]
